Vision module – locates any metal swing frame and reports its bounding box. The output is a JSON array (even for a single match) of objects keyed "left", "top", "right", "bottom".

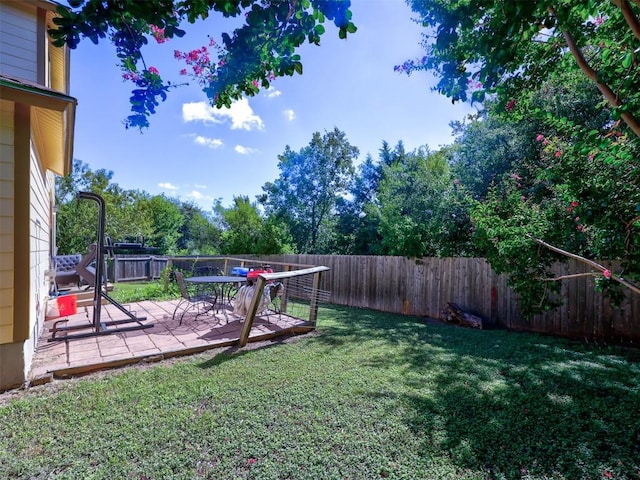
[{"left": 49, "top": 191, "right": 153, "bottom": 341}]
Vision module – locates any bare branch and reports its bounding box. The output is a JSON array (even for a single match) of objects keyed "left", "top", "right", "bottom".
[
  {"left": 541, "top": 272, "right": 601, "bottom": 281},
  {"left": 527, "top": 234, "right": 640, "bottom": 296}
]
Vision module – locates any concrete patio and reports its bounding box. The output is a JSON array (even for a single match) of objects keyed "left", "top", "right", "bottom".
[{"left": 29, "top": 299, "right": 314, "bottom": 385}]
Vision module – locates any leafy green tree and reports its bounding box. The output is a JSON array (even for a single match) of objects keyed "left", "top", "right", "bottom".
[
  {"left": 449, "top": 113, "right": 531, "bottom": 200},
  {"left": 402, "top": 0, "right": 640, "bottom": 136},
  {"left": 402, "top": 1, "right": 640, "bottom": 306},
  {"left": 138, "top": 194, "right": 184, "bottom": 255},
  {"left": 332, "top": 153, "right": 383, "bottom": 254},
  {"left": 465, "top": 73, "right": 640, "bottom": 313},
  {"left": 260, "top": 127, "right": 358, "bottom": 253},
  {"left": 55, "top": 160, "right": 152, "bottom": 254},
  {"left": 50, "top": 0, "right": 356, "bottom": 129},
  {"left": 377, "top": 146, "right": 475, "bottom": 257},
  {"left": 216, "top": 196, "right": 293, "bottom": 254},
  {"left": 176, "top": 202, "right": 222, "bottom": 255},
  {"left": 331, "top": 141, "right": 410, "bottom": 254}
]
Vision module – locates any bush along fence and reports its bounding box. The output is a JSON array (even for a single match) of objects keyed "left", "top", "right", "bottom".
[{"left": 108, "top": 254, "right": 639, "bottom": 345}]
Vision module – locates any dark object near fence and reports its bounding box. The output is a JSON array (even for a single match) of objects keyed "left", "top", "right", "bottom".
[{"left": 441, "top": 302, "right": 483, "bottom": 329}]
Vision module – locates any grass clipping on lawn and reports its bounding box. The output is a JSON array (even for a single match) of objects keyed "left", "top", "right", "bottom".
[{"left": 1, "top": 305, "right": 639, "bottom": 479}]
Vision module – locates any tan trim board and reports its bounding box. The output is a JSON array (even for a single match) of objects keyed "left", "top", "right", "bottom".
[{"left": 13, "top": 103, "right": 29, "bottom": 342}]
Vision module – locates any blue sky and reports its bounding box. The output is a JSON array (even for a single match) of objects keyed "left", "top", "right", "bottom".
[{"left": 69, "top": 0, "right": 474, "bottom": 212}]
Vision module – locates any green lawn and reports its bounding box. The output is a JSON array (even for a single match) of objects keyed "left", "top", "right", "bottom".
[
  {"left": 1, "top": 305, "right": 639, "bottom": 479},
  {"left": 108, "top": 280, "right": 181, "bottom": 303}
]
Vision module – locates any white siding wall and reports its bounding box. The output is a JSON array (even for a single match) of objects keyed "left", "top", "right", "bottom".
[
  {"left": 0, "top": 100, "right": 14, "bottom": 343},
  {"left": 0, "top": 2, "right": 38, "bottom": 82},
  {"left": 24, "top": 144, "right": 51, "bottom": 371}
]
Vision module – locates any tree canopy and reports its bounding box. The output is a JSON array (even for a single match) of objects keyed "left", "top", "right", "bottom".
[
  {"left": 50, "top": 0, "right": 356, "bottom": 129},
  {"left": 403, "top": 0, "right": 640, "bottom": 137},
  {"left": 260, "top": 127, "right": 358, "bottom": 253}
]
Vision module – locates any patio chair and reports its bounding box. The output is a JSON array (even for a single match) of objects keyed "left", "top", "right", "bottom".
[{"left": 172, "top": 271, "right": 217, "bottom": 324}]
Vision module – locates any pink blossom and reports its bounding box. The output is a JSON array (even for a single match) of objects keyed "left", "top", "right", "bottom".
[
  {"left": 510, "top": 173, "right": 522, "bottom": 181},
  {"left": 603, "top": 270, "right": 612, "bottom": 279},
  {"left": 453, "top": 179, "right": 460, "bottom": 185},
  {"left": 174, "top": 49, "right": 182, "bottom": 59},
  {"left": 209, "top": 37, "right": 216, "bottom": 47},
  {"left": 543, "top": 139, "right": 550, "bottom": 146},
  {"left": 148, "top": 66, "right": 159, "bottom": 75},
  {"left": 520, "top": 195, "right": 526, "bottom": 201},
  {"left": 122, "top": 71, "right": 141, "bottom": 82},
  {"left": 252, "top": 80, "right": 260, "bottom": 88},
  {"left": 577, "top": 224, "right": 584, "bottom": 232},
  {"left": 247, "top": 458, "right": 256, "bottom": 465},
  {"left": 570, "top": 201, "right": 579, "bottom": 207},
  {"left": 505, "top": 99, "right": 516, "bottom": 112},
  {"left": 150, "top": 24, "right": 168, "bottom": 43},
  {"left": 594, "top": 16, "right": 605, "bottom": 26},
  {"left": 555, "top": 150, "right": 562, "bottom": 158},
  {"left": 536, "top": 134, "right": 545, "bottom": 142},
  {"left": 180, "top": 68, "right": 187, "bottom": 75},
  {"left": 574, "top": 216, "right": 580, "bottom": 222}
]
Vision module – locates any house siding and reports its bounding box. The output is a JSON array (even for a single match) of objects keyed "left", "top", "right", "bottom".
[
  {"left": 0, "top": 1, "right": 74, "bottom": 391},
  {"left": 0, "top": 99, "right": 14, "bottom": 344},
  {"left": 0, "top": 2, "right": 38, "bottom": 82},
  {"left": 24, "top": 143, "right": 51, "bottom": 370}
]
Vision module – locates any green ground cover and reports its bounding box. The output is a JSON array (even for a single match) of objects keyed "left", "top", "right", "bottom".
[
  {"left": 1, "top": 305, "right": 639, "bottom": 479},
  {"left": 109, "top": 280, "right": 180, "bottom": 303}
]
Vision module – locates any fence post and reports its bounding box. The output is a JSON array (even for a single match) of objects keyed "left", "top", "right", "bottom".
[
  {"left": 164, "top": 258, "right": 173, "bottom": 291},
  {"left": 238, "top": 276, "right": 267, "bottom": 347},
  {"left": 309, "top": 270, "right": 322, "bottom": 325},
  {"left": 281, "top": 264, "right": 291, "bottom": 313}
]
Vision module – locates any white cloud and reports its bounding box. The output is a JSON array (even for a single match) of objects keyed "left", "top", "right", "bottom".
[
  {"left": 182, "top": 102, "right": 222, "bottom": 124},
  {"left": 235, "top": 145, "right": 259, "bottom": 155},
  {"left": 186, "top": 190, "right": 203, "bottom": 200},
  {"left": 182, "top": 98, "right": 264, "bottom": 131},
  {"left": 283, "top": 109, "right": 296, "bottom": 121},
  {"left": 158, "top": 182, "right": 178, "bottom": 191},
  {"left": 194, "top": 135, "right": 223, "bottom": 149},
  {"left": 266, "top": 88, "right": 282, "bottom": 98},
  {"left": 183, "top": 190, "right": 216, "bottom": 208},
  {"left": 194, "top": 184, "right": 207, "bottom": 189}
]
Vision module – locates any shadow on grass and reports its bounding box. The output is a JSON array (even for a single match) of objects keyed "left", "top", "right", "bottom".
[
  {"left": 313, "top": 304, "right": 640, "bottom": 479},
  {"left": 196, "top": 335, "right": 303, "bottom": 370}
]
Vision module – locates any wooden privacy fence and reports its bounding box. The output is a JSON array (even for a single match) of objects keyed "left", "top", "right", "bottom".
[
  {"left": 258, "top": 254, "right": 639, "bottom": 345},
  {"left": 108, "top": 254, "right": 639, "bottom": 344},
  {"left": 107, "top": 256, "right": 168, "bottom": 282}
]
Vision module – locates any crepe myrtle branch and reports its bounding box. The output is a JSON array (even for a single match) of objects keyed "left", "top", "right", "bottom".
[
  {"left": 547, "top": 5, "right": 640, "bottom": 137},
  {"left": 613, "top": 0, "right": 640, "bottom": 42},
  {"left": 526, "top": 234, "right": 640, "bottom": 296}
]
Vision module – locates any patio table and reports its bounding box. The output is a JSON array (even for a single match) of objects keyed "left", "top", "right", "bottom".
[{"left": 185, "top": 275, "right": 245, "bottom": 312}]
